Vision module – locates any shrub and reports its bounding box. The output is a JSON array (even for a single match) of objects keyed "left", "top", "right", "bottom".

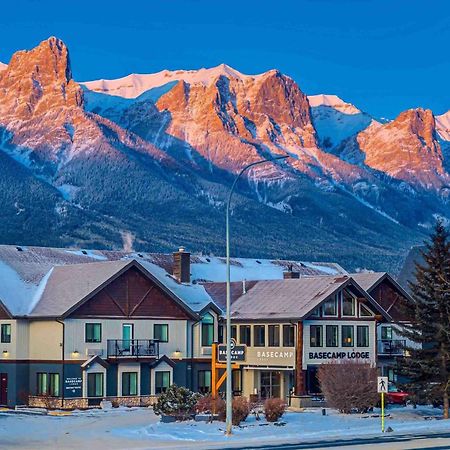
[
  {"left": 264, "top": 398, "right": 286, "bottom": 422},
  {"left": 214, "top": 396, "right": 250, "bottom": 425},
  {"left": 317, "top": 361, "right": 378, "bottom": 413},
  {"left": 196, "top": 394, "right": 225, "bottom": 415},
  {"left": 153, "top": 384, "right": 200, "bottom": 421}
]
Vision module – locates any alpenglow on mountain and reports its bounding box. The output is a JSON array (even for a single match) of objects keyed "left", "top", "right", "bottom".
[{"left": 0, "top": 37, "right": 449, "bottom": 273}]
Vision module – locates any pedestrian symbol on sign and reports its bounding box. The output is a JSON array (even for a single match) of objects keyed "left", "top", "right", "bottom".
[{"left": 377, "top": 376, "right": 388, "bottom": 393}]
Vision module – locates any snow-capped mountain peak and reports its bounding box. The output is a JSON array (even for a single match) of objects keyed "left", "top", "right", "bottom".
[
  {"left": 82, "top": 64, "right": 278, "bottom": 99},
  {"left": 0, "top": 61, "right": 7, "bottom": 71},
  {"left": 308, "top": 94, "right": 362, "bottom": 115},
  {"left": 436, "top": 110, "right": 450, "bottom": 142}
]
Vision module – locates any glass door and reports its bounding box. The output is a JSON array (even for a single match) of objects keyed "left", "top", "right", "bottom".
[
  {"left": 122, "top": 324, "right": 134, "bottom": 354},
  {"left": 260, "top": 371, "right": 281, "bottom": 399},
  {"left": 87, "top": 373, "right": 104, "bottom": 398}
]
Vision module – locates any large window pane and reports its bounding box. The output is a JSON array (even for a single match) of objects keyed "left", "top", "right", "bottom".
[
  {"left": 342, "top": 290, "right": 356, "bottom": 316},
  {"left": 357, "top": 325, "right": 369, "bottom": 347},
  {"left": 154, "top": 324, "right": 169, "bottom": 342},
  {"left": 310, "top": 325, "right": 323, "bottom": 347},
  {"left": 239, "top": 325, "right": 251, "bottom": 346},
  {"left": 88, "top": 372, "right": 104, "bottom": 397},
  {"left": 198, "top": 370, "right": 211, "bottom": 394},
  {"left": 49, "top": 373, "right": 60, "bottom": 397},
  {"left": 381, "top": 326, "right": 392, "bottom": 340},
  {"left": 85, "top": 323, "right": 102, "bottom": 343},
  {"left": 283, "top": 325, "right": 295, "bottom": 347},
  {"left": 1, "top": 324, "right": 11, "bottom": 343},
  {"left": 254, "top": 325, "right": 265, "bottom": 347},
  {"left": 342, "top": 325, "right": 354, "bottom": 347},
  {"left": 201, "top": 313, "right": 214, "bottom": 346},
  {"left": 231, "top": 325, "right": 237, "bottom": 340},
  {"left": 155, "top": 371, "right": 170, "bottom": 394},
  {"left": 323, "top": 298, "right": 337, "bottom": 316},
  {"left": 268, "top": 325, "right": 280, "bottom": 347},
  {"left": 122, "top": 372, "right": 138, "bottom": 396},
  {"left": 37, "top": 373, "right": 47, "bottom": 395},
  {"left": 326, "top": 325, "right": 338, "bottom": 347}
]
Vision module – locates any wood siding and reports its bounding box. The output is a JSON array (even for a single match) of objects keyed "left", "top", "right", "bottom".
[
  {"left": 70, "top": 267, "right": 191, "bottom": 319},
  {"left": 370, "top": 280, "right": 410, "bottom": 322}
]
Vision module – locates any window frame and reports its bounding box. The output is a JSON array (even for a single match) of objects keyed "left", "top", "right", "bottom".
[
  {"left": 357, "top": 325, "right": 369, "bottom": 347},
  {"left": 154, "top": 324, "right": 169, "bottom": 343},
  {"left": 122, "top": 371, "right": 138, "bottom": 396},
  {"left": 310, "top": 325, "right": 323, "bottom": 347},
  {"left": 155, "top": 371, "right": 170, "bottom": 395},
  {"left": 85, "top": 323, "right": 102, "bottom": 343},
  {"left": 341, "top": 290, "right": 356, "bottom": 317},
  {"left": 341, "top": 325, "right": 354, "bottom": 347},
  {"left": 322, "top": 297, "right": 338, "bottom": 317},
  {"left": 282, "top": 324, "right": 295, "bottom": 347},
  {"left": 201, "top": 313, "right": 214, "bottom": 347},
  {"left": 325, "top": 324, "right": 338, "bottom": 347},
  {"left": 36, "top": 372, "right": 48, "bottom": 396},
  {"left": 359, "top": 303, "right": 374, "bottom": 317},
  {"left": 268, "top": 325, "right": 280, "bottom": 347},
  {"left": 198, "top": 370, "right": 212, "bottom": 394},
  {"left": 239, "top": 325, "right": 251, "bottom": 346},
  {"left": 381, "top": 326, "right": 393, "bottom": 340},
  {"left": 253, "top": 325, "right": 266, "bottom": 347},
  {"left": 0, "top": 324, "right": 11, "bottom": 343},
  {"left": 48, "top": 373, "right": 60, "bottom": 397},
  {"left": 87, "top": 372, "right": 104, "bottom": 397}
]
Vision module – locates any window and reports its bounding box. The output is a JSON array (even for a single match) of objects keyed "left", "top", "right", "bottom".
[
  {"left": 122, "top": 372, "right": 138, "bottom": 396},
  {"left": 268, "top": 325, "right": 280, "bottom": 347},
  {"left": 283, "top": 325, "right": 295, "bottom": 347},
  {"left": 87, "top": 372, "right": 103, "bottom": 397},
  {"left": 154, "top": 324, "right": 169, "bottom": 342},
  {"left": 231, "top": 325, "right": 237, "bottom": 340},
  {"left": 1, "top": 324, "right": 11, "bottom": 343},
  {"left": 310, "top": 325, "right": 323, "bottom": 347},
  {"left": 218, "top": 324, "right": 224, "bottom": 344},
  {"left": 232, "top": 369, "right": 242, "bottom": 394},
  {"left": 155, "top": 371, "right": 170, "bottom": 394},
  {"left": 323, "top": 297, "right": 337, "bottom": 316},
  {"left": 37, "top": 373, "right": 48, "bottom": 395},
  {"left": 198, "top": 370, "right": 211, "bottom": 394},
  {"left": 357, "top": 326, "right": 369, "bottom": 347},
  {"left": 326, "top": 325, "right": 338, "bottom": 347},
  {"left": 381, "top": 326, "right": 393, "bottom": 340},
  {"left": 49, "top": 373, "right": 60, "bottom": 397},
  {"left": 254, "top": 325, "right": 266, "bottom": 347},
  {"left": 201, "top": 313, "right": 214, "bottom": 346},
  {"left": 342, "top": 325, "right": 354, "bottom": 347},
  {"left": 85, "top": 323, "right": 101, "bottom": 343},
  {"left": 360, "top": 304, "right": 373, "bottom": 317},
  {"left": 239, "top": 325, "right": 251, "bottom": 346},
  {"left": 310, "top": 307, "right": 320, "bottom": 317},
  {"left": 342, "top": 290, "right": 356, "bottom": 316}
]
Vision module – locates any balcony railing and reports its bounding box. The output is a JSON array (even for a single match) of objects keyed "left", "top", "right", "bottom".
[
  {"left": 107, "top": 339, "right": 159, "bottom": 359},
  {"left": 378, "top": 339, "right": 406, "bottom": 356}
]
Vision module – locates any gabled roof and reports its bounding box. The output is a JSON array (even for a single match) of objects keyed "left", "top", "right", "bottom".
[
  {"left": 230, "top": 275, "right": 391, "bottom": 321},
  {"left": 30, "top": 259, "right": 198, "bottom": 319},
  {"left": 149, "top": 355, "right": 176, "bottom": 369},
  {"left": 349, "top": 272, "right": 387, "bottom": 291},
  {"left": 81, "top": 355, "right": 109, "bottom": 370}
]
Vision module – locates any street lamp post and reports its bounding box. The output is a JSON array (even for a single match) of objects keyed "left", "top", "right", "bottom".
[{"left": 225, "top": 155, "right": 289, "bottom": 435}]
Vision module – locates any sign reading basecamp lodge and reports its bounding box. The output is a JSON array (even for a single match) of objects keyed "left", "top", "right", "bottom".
[
  {"left": 218, "top": 338, "right": 246, "bottom": 362},
  {"left": 308, "top": 351, "right": 370, "bottom": 360}
]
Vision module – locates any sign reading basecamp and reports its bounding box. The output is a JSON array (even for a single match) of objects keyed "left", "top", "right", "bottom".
[
  {"left": 218, "top": 338, "right": 246, "bottom": 362},
  {"left": 308, "top": 351, "right": 370, "bottom": 360},
  {"left": 64, "top": 377, "right": 82, "bottom": 395}
]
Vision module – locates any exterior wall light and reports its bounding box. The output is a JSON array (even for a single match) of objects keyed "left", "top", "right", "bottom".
[
  {"left": 2, "top": 350, "right": 9, "bottom": 357},
  {"left": 174, "top": 349, "right": 182, "bottom": 360},
  {"left": 72, "top": 350, "right": 80, "bottom": 358}
]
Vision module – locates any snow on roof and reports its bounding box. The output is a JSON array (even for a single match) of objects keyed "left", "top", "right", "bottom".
[
  {"left": 0, "top": 244, "right": 346, "bottom": 316},
  {"left": 81, "top": 64, "right": 272, "bottom": 99}
]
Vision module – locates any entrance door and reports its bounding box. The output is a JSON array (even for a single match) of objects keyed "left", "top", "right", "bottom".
[
  {"left": 0, "top": 373, "right": 7, "bottom": 405},
  {"left": 122, "top": 324, "right": 134, "bottom": 354},
  {"left": 87, "top": 373, "right": 104, "bottom": 406},
  {"left": 307, "top": 367, "right": 321, "bottom": 394},
  {"left": 260, "top": 371, "right": 281, "bottom": 399}
]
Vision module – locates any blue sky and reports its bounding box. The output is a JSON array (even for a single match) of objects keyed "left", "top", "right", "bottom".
[{"left": 1, "top": 0, "right": 449, "bottom": 118}]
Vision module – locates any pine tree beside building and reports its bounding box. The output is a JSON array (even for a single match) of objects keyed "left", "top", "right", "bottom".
[{"left": 399, "top": 221, "right": 450, "bottom": 418}]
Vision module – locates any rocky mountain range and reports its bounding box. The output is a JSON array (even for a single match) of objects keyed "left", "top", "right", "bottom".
[{"left": 0, "top": 37, "right": 449, "bottom": 273}]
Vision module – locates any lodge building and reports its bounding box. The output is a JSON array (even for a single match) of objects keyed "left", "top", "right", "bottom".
[{"left": 0, "top": 245, "right": 413, "bottom": 407}]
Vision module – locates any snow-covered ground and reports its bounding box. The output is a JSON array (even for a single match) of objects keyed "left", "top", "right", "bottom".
[{"left": 1, "top": 405, "right": 450, "bottom": 449}]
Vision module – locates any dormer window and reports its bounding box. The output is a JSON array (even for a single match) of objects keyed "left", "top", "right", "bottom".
[{"left": 323, "top": 297, "right": 337, "bottom": 317}]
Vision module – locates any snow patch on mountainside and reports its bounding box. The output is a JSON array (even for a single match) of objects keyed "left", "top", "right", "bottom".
[
  {"left": 82, "top": 64, "right": 272, "bottom": 99},
  {"left": 436, "top": 111, "right": 450, "bottom": 142},
  {"left": 0, "top": 61, "right": 6, "bottom": 71},
  {"left": 309, "top": 94, "right": 373, "bottom": 148}
]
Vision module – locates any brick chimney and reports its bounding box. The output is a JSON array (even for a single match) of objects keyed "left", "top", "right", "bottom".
[
  {"left": 283, "top": 264, "right": 300, "bottom": 279},
  {"left": 173, "top": 247, "right": 191, "bottom": 283}
]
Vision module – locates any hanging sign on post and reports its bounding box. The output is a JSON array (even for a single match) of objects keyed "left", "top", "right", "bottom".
[{"left": 377, "top": 376, "right": 388, "bottom": 432}]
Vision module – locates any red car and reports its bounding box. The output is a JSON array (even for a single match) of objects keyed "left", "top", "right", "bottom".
[{"left": 386, "top": 385, "right": 409, "bottom": 405}]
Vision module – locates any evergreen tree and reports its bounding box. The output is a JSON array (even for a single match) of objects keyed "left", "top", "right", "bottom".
[{"left": 399, "top": 221, "right": 450, "bottom": 418}]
